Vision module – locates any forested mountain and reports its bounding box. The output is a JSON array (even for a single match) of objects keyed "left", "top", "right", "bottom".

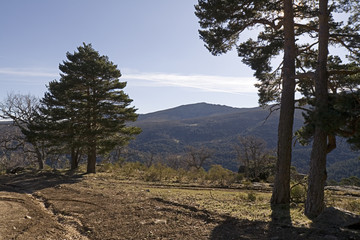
[{"left": 129, "top": 103, "right": 359, "bottom": 180}]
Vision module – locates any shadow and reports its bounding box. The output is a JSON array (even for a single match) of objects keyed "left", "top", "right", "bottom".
[
  {"left": 153, "top": 197, "right": 215, "bottom": 223},
  {"left": 0, "top": 170, "right": 83, "bottom": 194},
  {"left": 268, "top": 204, "right": 296, "bottom": 239},
  {"left": 210, "top": 216, "right": 269, "bottom": 240},
  {"left": 154, "top": 197, "right": 360, "bottom": 240},
  {"left": 153, "top": 197, "right": 272, "bottom": 240},
  {"left": 311, "top": 207, "right": 360, "bottom": 239},
  {"left": 270, "top": 204, "right": 292, "bottom": 226}
]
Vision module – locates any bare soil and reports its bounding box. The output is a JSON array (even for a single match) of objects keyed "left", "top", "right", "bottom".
[{"left": 0, "top": 170, "right": 359, "bottom": 240}]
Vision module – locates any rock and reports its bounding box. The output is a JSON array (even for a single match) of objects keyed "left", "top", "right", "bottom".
[
  {"left": 314, "top": 207, "right": 360, "bottom": 228},
  {"left": 153, "top": 219, "right": 167, "bottom": 224},
  {"left": 25, "top": 215, "right": 32, "bottom": 219}
]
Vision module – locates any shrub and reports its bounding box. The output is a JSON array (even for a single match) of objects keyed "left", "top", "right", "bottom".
[
  {"left": 247, "top": 192, "right": 257, "bottom": 202},
  {"left": 120, "top": 162, "right": 145, "bottom": 179},
  {"left": 290, "top": 184, "right": 306, "bottom": 203},
  {"left": 173, "top": 168, "right": 187, "bottom": 183},
  {"left": 187, "top": 167, "right": 207, "bottom": 183},
  {"left": 143, "top": 163, "right": 176, "bottom": 182},
  {"left": 206, "top": 165, "right": 236, "bottom": 186},
  {"left": 340, "top": 176, "right": 360, "bottom": 187}
]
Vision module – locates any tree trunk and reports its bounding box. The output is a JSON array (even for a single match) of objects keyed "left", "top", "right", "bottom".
[
  {"left": 35, "top": 147, "right": 44, "bottom": 170},
  {"left": 70, "top": 147, "right": 79, "bottom": 170},
  {"left": 271, "top": 0, "right": 296, "bottom": 205},
  {"left": 305, "top": 0, "right": 329, "bottom": 218},
  {"left": 87, "top": 144, "right": 96, "bottom": 174}
]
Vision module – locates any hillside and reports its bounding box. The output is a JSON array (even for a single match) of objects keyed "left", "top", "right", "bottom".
[{"left": 130, "top": 103, "right": 359, "bottom": 180}]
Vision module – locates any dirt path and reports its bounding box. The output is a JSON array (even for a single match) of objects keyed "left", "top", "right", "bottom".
[
  {"left": 0, "top": 174, "right": 88, "bottom": 240},
  {"left": 1, "top": 171, "right": 359, "bottom": 240}
]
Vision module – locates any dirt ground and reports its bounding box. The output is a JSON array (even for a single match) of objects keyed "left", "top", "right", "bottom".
[{"left": 0, "top": 171, "right": 360, "bottom": 240}]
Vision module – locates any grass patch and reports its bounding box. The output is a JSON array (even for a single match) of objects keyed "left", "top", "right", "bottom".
[{"left": 145, "top": 186, "right": 311, "bottom": 227}]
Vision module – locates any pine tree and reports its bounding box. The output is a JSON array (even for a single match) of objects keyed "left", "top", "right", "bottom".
[
  {"left": 41, "top": 43, "right": 141, "bottom": 173},
  {"left": 195, "top": 0, "right": 360, "bottom": 212},
  {"left": 195, "top": 0, "right": 308, "bottom": 205}
]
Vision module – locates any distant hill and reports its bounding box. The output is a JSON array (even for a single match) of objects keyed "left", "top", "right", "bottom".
[
  {"left": 137, "top": 102, "right": 245, "bottom": 122},
  {"left": 129, "top": 102, "right": 359, "bottom": 180}
]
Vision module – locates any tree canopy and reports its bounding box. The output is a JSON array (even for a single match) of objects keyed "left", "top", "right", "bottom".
[
  {"left": 40, "top": 43, "right": 141, "bottom": 173},
  {"left": 195, "top": 0, "right": 360, "bottom": 215}
]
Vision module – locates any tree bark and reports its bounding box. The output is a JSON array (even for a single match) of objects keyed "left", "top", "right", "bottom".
[
  {"left": 305, "top": 0, "right": 330, "bottom": 218},
  {"left": 35, "top": 147, "right": 44, "bottom": 170},
  {"left": 271, "top": 0, "right": 296, "bottom": 205},
  {"left": 70, "top": 147, "right": 79, "bottom": 170},
  {"left": 87, "top": 144, "right": 96, "bottom": 174}
]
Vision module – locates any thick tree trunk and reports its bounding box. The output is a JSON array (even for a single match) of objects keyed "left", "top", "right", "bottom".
[
  {"left": 305, "top": 129, "right": 328, "bottom": 218},
  {"left": 87, "top": 144, "right": 97, "bottom": 174},
  {"left": 305, "top": 0, "right": 329, "bottom": 218},
  {"left": 271, "top": 0, "right": 296, "bottom": 205}
]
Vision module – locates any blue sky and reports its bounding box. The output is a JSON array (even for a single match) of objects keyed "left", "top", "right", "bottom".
[{"left": 0, "top": 0, "right": 259, "bottom": 113}]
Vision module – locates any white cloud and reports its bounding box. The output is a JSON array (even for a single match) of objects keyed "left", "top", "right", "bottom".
[
  {"left": 123, "top": 72, "right": 258, "bottom": 94},
  {"left": 0, "top": 68, "right": 57, "bottom": 78},
  {"left": 0, "top": 68, "right": 258, "bottom": 94}
]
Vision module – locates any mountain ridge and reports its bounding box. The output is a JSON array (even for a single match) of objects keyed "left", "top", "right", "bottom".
[
  {"left": 130, "top": 102, "right": 359, "bottom": 181},
  {"left": 137, "top": 102, "right": 252, "bottom": 122}
]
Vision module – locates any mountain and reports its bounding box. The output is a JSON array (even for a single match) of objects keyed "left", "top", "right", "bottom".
[{"left": 129, "top": 103, "right": 359, "bottom": 180}]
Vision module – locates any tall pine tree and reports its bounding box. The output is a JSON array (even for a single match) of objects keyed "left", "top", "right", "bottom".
[
  {"left": 195, "top": 0, "right": 360, "bottom": 211},
  {"left": 41, "top": 43, "right": 141, "bottom": 173}
]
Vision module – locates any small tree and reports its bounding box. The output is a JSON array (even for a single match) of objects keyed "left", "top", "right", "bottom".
[
  {"left": 235, "top": 135, "right": 275, "bottom": 181},
  {"left": 184, "top": 146, "right": 213, "bottom": 170},
  {"left": 41, "top": 43, "right": 141, "bottom": 173},
  {"left": 0, "top": 93, "right": 48, "bottom": 169}
]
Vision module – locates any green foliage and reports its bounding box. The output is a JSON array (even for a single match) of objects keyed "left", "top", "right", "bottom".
[
  {"left": 296, "top": 89, "right": 360, "bottom": 148},
  {"left": 186, "top": 167, "right": 207, "bottom": 183},
  {"left": 247, "top": 192, "right": 257, "bottom": 202},
  {"left": 38, "top": 43, "right": 141, "bottom": 172},
  {"left": 143, "top": 163, "right": 176, "bottom": 182},
  {"left": 339, "top": 176, "right": 360, "bottom": 187},
  {"left": 120, "top": 162, "right": 146, "bottom": 179},
  {"left": 290, "top": 184, "right": 307, "bottom": 204},
  {"left": 195, "top": 0, "right": 285, "bottom": 104}
]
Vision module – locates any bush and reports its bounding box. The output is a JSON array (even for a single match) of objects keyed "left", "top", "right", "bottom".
[
  {"left": 247, "top": 192, "right": 257, "bottom": 202},
  {"left": 290, "top": 184, "right": 306, "bottom": 203},
  {"left": 340, "top": 176, "right": 360, "bottom": 187},
  {"left": 120, "top": 162, "right": 146, "bottom": 179},
  {"left": 143, "top": 163, "right": 176, "bottom": 182},
  {"left": 186, "top": 167, "right": 207, "bottom": 183},
  {"left": 206, "top": 165, "right": 236, "bottom": 186}
]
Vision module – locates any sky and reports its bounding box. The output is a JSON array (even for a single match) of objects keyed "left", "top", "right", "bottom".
[{"left": 0, "top": 0, "right": 260, "bottom": 114}]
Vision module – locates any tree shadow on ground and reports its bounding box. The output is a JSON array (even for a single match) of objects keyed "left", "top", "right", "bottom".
[
  {"left": 0, "top": 170, "right": 83, "bottom": 194},
  {"left": 310, "top": 207, "right": 360, "bottom": 240},
  {"left": 210, "top": 204, "right": 299, "bottom": 240},
  {"left": 212, "top": 204, "right": 360, "bottom": 240},
  {"left": 154, "top": 197, "right": 360, "bottom": 240}
]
